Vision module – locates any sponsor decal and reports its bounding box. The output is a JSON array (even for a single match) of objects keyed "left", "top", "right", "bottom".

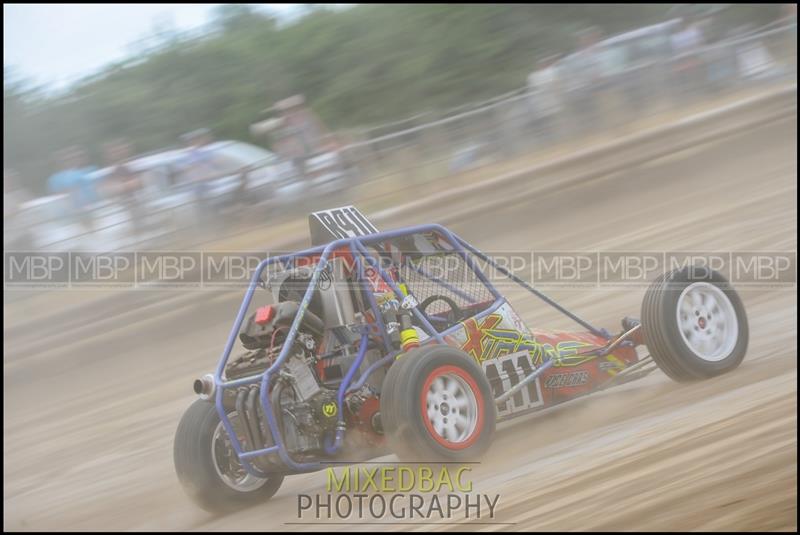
[
  {"left": 543, "top": 371, "right": 590, "bottom": 389},
  {"left": 459, "top": 311, "right": 596, "bottom": 368},
  {"left": 460, "top": 313, "right": 539, "bottom": 363},
  {"left": 322, "top": 402, "right": 337, "bottom": 418}
]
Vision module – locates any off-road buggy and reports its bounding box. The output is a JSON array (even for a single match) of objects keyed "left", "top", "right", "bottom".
[{"left": 174, "top": 206, "right": 748, "bottom": 512}]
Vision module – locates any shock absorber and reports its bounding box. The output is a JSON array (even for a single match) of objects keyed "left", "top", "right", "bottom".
[
  {"left": 382, "top": 302, "right": 402, "bottom": 348},
  {"left": 399, "top": 309, "right": 419, "bottom": 352}
]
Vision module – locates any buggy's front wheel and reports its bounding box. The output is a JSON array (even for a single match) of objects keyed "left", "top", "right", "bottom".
[
  {"left": 381, "top": 345, "right": 496, "bottom": 462},
  {"left": 641, "top": 266, "right": 749, "bottom": 381}
]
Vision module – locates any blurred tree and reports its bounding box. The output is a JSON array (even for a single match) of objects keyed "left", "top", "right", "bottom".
[{"left": 2, "top": 4, "right": 783, "bottom": 192}]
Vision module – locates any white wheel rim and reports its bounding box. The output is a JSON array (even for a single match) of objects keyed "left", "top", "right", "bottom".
[
  {"left": 425, "top": 373, "right": 479, "bottom": 443},
  {"left": 212, "top": 412, "right": 268, "bottom": 492},
  {"left": 676, "top": 282, "right": 739, "bottom": 362}
]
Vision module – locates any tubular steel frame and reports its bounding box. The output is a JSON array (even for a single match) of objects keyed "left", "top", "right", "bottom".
[{"left": 213, "top": 224, "right": 609, "bottom": 476}]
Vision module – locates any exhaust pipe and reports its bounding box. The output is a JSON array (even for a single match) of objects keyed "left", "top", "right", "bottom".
[{"left": 193, "top": 374, "right": 215, "bottom": 400}]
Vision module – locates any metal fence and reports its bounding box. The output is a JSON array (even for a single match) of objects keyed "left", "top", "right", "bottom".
[
  {"left": 339, "top": 23, "right": 797, "bottom": 191},
  {"left": 5, "top": 23, "right": 797, "bottom": 253}
]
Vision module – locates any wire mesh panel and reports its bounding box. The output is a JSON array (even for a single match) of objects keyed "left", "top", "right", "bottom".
[{"left": 397, "top": 245, "right": 495, "bottom": 317}]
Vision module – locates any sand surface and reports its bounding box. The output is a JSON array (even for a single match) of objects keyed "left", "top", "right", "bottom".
[{"left": 3, "top": 116, "right": 796, "bottom": 531}]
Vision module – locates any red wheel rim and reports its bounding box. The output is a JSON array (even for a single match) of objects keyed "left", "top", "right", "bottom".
[{"left": 420, "top": 365, "right": 484, "bottom": 450}]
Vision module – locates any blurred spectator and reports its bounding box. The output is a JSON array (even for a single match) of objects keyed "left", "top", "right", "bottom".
[
  {"left": 566, "top": 27, "right": 604, "bottom": 136},
  {"left": 46, "top": 146, "right": 99, "bottom": 229},
  {"left": 102, "top": 139, "right": 143, "bottom": 199},
  {"left": 670, "top": 16, "right": 706, "bottom": 102},
  {"left": 527, "top": 53, "right": 563, "bottom": 146},
  {"left": 703, "top": 12, "right": 737, "bottom": 96},
  {"left": 591, "top": 30, "right": 627, "bottom": 132},
  {"left": 621, "top": 39, "right": 654, "bottom": 119},
  {"left": 671, "top": 16, "right": 705, "bottom": 52},
  {"left": 103, "top": 138, "right": 146, "bottom": 237},
  {"left": 733, "top": 25, "right": 787, "bottom": 83},
  {"left": 271, "top": 95, "right": 334, "bottom": 181},
  {"left": 178, "top": 128, "right": 227, "bottom": 225},
  {"left": 179, "top": 128, "right": 218, "bottom": 189}
]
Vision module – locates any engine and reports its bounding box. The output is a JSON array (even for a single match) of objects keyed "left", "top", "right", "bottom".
[
  {"left": 205, "top": 254, "right": 396, "bottom": 470},
  {"left": 221, "top": 296, "right": 383, "bottom": 465},
  {"left": 226, "top": 300, "right": 323, "bottom": 380}
]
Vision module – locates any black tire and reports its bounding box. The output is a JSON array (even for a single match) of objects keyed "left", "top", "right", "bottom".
[
  {"left": 174, "top": 400, "right": 283, "bottom": 513},
  {"left": 641, "top": 266, "right": 748, "bottom": 382},
  {"left": 380, "top": 345, "right": 496, "bottom": 462},
  {"left": 377, "top": 352, "right": 412, "bottom": 442}
]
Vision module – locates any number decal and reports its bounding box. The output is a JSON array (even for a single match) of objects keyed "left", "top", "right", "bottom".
[
  {"left": 309, "top": 205, "right": 379, "bottom": 245},
  {"left": 483, "top": 350, "right": 543, "bottom": 417}
]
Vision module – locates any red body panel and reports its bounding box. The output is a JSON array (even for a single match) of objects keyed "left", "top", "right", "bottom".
[
  {"left": 532, "top": 330, "right": 638, "bottom": 406},
  {"left": 440, "top": 302, "right": 639, "bottom": 417}
]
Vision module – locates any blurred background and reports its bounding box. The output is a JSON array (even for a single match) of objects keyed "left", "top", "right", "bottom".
[
  {"left": 4, "top": 3, "right": 797, "bottom": 252},
  {"left": 4, "top": 5, "right": 797, "bottom": 531}
]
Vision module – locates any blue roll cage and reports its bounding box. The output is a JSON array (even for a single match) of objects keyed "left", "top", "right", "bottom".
[{"left": 213, "top": 223, "right": 610, "bottom": 476}]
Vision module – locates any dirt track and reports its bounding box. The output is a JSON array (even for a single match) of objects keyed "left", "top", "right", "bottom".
[{"left": 3, "top": 115, "right": 797, "bottom": 531}]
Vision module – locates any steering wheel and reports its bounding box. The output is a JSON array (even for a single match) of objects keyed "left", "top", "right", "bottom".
[{"left": 419, "top": 295, "right": 466, "bottom": 327}]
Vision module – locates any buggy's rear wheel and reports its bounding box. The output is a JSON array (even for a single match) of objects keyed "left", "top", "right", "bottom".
[
  {"left": 380, "top": 345, "right": 495, "bottom": 461},
  {"left": 174, "top": 400, "right": 283, "bottom": 513},
  {"left": 641, "top": 266, "right": 748, "bottom": 382}
]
